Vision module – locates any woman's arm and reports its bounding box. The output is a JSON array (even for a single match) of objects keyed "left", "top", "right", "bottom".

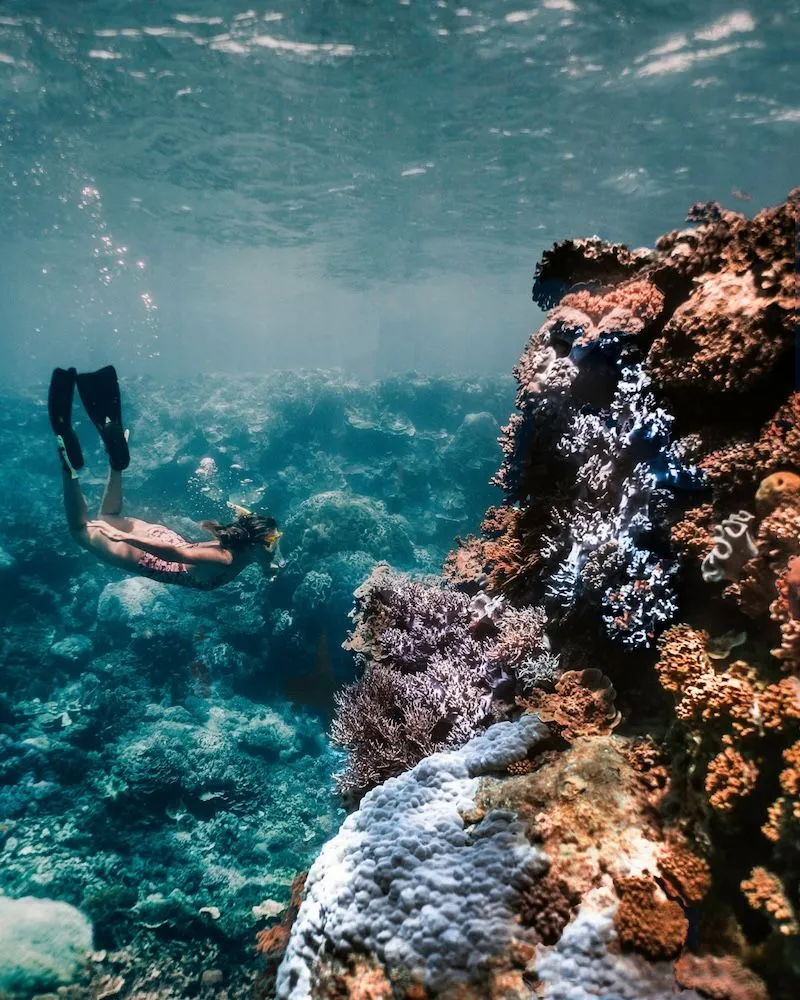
[{"left": 91, "top": 524, "right": 233, "bottom": 566}]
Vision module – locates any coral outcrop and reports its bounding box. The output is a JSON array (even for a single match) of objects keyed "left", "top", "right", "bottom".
[{"left": 312, "top": 191, "right": 799, "bottom": 999}]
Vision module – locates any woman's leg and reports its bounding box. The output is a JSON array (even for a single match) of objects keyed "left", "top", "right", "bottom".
[
  {"left": 100, "top": 467, "right": 123, "bottom": 516},
  {"left": 62, "top": 466, "right": 89, "bottom": 533}
]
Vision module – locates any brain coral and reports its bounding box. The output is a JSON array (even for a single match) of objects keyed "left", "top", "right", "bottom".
[{"left": 276, "top": 716, "right": 552, "bottom": 999}]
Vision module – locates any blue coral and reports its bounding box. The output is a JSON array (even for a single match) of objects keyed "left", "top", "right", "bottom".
[{"left": 525, "top": 353, "right": 704, "bottom": 647}]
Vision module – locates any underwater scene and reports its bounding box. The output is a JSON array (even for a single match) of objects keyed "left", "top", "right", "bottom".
[{"left": 0, "top": 2, "right": 798, "bottom": 999}]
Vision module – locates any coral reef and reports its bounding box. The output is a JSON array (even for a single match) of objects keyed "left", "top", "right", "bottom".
[
  {"left": 0, "top": 371, "right": 511, "bottom": 993},
  {"left": 314, "top": 192, "right": 799, "bottom": 999},
  {"left": 332, "top": 565, "right": 551, "bottom": 800}
]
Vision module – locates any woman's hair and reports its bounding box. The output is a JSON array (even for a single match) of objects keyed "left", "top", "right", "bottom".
[{"left": 200, "top": 512, "right": 279, "bottom": 551}]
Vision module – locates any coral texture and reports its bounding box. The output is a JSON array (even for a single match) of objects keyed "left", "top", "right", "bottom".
[
  {"left": 333, "top": 565, "right": 551, "bottom": 799},
  {"left": 308, "top": 192, "right": 800, "bottom": 999}
]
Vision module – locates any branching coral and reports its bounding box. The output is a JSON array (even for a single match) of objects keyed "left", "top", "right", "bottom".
[
  {"left": 705, "top": 747, "right": 759, "bottom": 813},
  {"left": 308, "top": 193, "right": 800, "bottom": 1000},
  {"left": 333, "top": 566, "right": 552, "bottom": 799},
  {"left": 740, "top": 867, "right": 799, "bottom": 937}
]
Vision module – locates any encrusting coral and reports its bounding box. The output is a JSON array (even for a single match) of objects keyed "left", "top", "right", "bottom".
[{"left": 300, "top": 191, "right": 800, "bottom": 1000}]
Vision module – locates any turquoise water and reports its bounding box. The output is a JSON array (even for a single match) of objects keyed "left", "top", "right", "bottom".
[
  {"left": 0, "top": 2, "right": 798, "bottom": 995},
  {"left": 1, "top": 1, "right": 798, "bottom": 381}
]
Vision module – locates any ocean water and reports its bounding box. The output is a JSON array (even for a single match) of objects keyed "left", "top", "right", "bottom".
[
  {"left": 1, "top": 1, "right": 798, "bottom": 382},
  {"left": 0, "top": 1, "right": 798, "bottom": 997}
]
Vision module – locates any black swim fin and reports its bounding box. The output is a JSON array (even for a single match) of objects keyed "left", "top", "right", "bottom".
[
  {"left": 76, "top": 365, "right": 130, "bottom": 471},
  {"left": 48, "top": 367, "right": 84, "bottom": 472}
]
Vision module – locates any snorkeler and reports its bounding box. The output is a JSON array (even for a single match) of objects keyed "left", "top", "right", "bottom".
[{"left": 48, "top": 366, "right": 280, "bottom": 590}]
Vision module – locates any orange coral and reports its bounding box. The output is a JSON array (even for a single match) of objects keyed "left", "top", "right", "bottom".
[
  {"left": 443, "top": 536, "right": 489, "bottom": 589},
  {"left": 657, "top": 840, "right": 712, "bottom": 905},
  {"left": 758, "top": 677, "right": 800, "bottom": 731},
  {"left": 740, "top": 867, "right": 799, "bottom": 936},
  {"left": 506, "top": 759, "right": 534, "bottom": 776},
  {"left": 256, "top": 923, "right": 291, "bottom": 957},
  {"left": 520, "top": 669, "right": 620, "bottom": 740},
  {"left": 704, "top": 747, "right": 758, "bottom": 813},
  {"left": 656, "top": 624, "right": 710, "bottom": 694},
  {"left": 779, "top": 739, "right": 800, "bottom": 796},
  {"left": 671, "top": 503, "right": 715, "bottom": 566},
  {"left": 763, "top": 741, "right": 800, "bottom": 842},
  {"left": 755, "top": 471, "right": 800, "bottom": 513},
  {"left": 656, "top": 628, "right": 758, "bottom": 735},
  {"left": 613, "top": 874, "right": 688, "bottom": 959},
  {"left": 255, "top": 871, "right": 307, "bottom": 961},
  {"left": 771, "top": 568, "right": 800, "bottom": 672},
  {"left": 674, "top": 954, "right": 768, "bottom": 1000},
  {"left": 560, "top": 278, "right": 665, "bottom": 329}
]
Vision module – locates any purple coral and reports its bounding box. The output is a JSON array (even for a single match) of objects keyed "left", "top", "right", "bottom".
[{"left": 333, "top": 566, "right": 551, "bottom": 799}]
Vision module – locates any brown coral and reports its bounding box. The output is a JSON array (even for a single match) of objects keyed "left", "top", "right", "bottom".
[
  {"left": 657, "top": 839, "right": 712, "bottom": 905},
  {"left": 704, "top": 747, "right": 758, "bottom": 813},
  {"left": 671, "top": 503, "right": 715, "bottom": 566},
  {"left": 516, "top": 868, "right": 578, "bottom": 944},
  {"left": 647, "top": 191, "right": 798, "bottom": 397},
  {"left": 740, "top": 867, "right": 799, "bottom": 937},
  {"left": 674, "top": 954, "right": 768, "bottom": 1000},
  {"left": 771, "top": 569, "right": 800, "bottom": 673},
  {"left": 520, "top": 669, "right": 620, "bottom": 739},
  {"left": 755, "top": 471, "right": 800, "bottom": 514},
  {"left": 532, "top": 237, "right": 652, "bottom": 309},
  {"left": 650, "top": 270, "right": 793, "bottom": 395},
  {"left": 506, "top": 758, "right": 534, "bottom": 776},
  {"left": 735, "top": 503, "right": 800, "bottom": 619},
  {"left": 613, "top": 874, "right": 688, "bottom": 960},
  {"left": 700, "top": 393, "right": 800, "bottom": 503}
]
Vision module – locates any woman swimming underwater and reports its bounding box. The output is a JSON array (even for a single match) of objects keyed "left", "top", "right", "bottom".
[{"left": 48, "top": 366, "right": 280, "bottom": 590}]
